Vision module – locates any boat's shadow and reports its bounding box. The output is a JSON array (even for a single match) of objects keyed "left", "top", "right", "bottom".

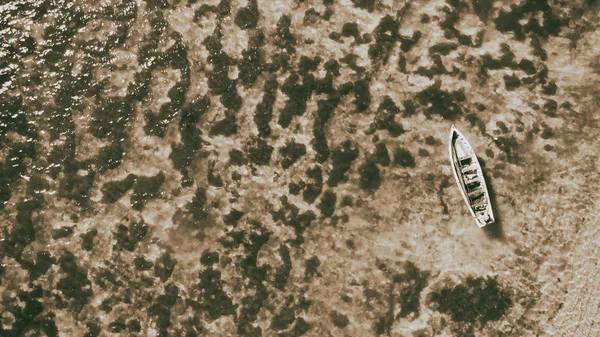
[{"left": 478, "top": 156, "right": 505, "bottom": 240}]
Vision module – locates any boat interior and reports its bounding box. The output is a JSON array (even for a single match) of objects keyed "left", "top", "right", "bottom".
[{"left": 451, "top": 132, "right": 493, "bottom": 225}]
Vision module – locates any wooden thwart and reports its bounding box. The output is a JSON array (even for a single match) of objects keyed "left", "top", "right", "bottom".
[{"left": 448, "top": 126, "right": 495, "bottom": 228}]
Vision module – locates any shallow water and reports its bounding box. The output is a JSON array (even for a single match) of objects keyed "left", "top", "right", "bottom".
[{"left": 1, "top": 0, "right": 599, "bottom": 336}]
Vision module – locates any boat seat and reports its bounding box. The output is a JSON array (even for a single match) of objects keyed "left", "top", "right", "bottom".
[
  {"left": 462, "top": 168, "right": 477, "bottom": 175},
  {"left": 468, "top": 192, "right": 485, "bottom": 202},
  {"left": 466, "top": 181, "right": 481, "bottom": 191},
  {"left": 473, "top": 205, "right": 487, "bottom": 212},
  {"left": 459, "top": 157, "right": 472, "bottom": 167}
]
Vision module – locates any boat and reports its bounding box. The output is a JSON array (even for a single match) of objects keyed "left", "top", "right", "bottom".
[{"left": 448, "top": 125, "right": 495, "bottom": 227}]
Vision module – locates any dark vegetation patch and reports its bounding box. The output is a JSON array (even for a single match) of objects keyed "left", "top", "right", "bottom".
[
  {"left": 134, "top": 256, "right": 154, "bottom": 270},
  {"left": 113, "top": 221, "right": 148, "bottom": 252},
  {"left": 503, "top": 74, "right": 521, "bottom": 90},
  {"left": 238, "top": 31, "right": 265, "bottom": 87},
  {"left": 0, "top": 142, "right": 37, "bottom": 208},
  {"left": 328, "top": 140, "right": 359, "bottom": 186},
  {"left": 144, "top": 34, "right": 191, "bottom": 137},
  {"left": 543, "top": 81, "right": 557, "bottom": 95},
  {"left": 471, "top": 0, "right": 493, "bottom": 20},
  {"left": 96, "top": 143, "right": 124, "bottom": 173},
  {"left": 416, "top": 54, "right": 447, "bottom": 78},
  {"left": 235, "top": 0, "right": 259, "bottom": 29},
  {"left": 303, "top": 8, "right": 321, "bottom": 26},
  {"left": 280, "top": 141, "right": 307, "bottom": 169},
  {"left": 57, "top": 251, "right": 93, "bottom": 311},
  {"left": 130, "top": 171, "right": 165, "bottom": 210},
  {"left": 324, "top": 60, "right": 340, "bottom": 76},
  {"left": 415, "top": 81, "right": 465, "bottom": 120},
  {"left": 375, "top": 262, "right": 429, "bottom": 335},
  {"left": 148, "top": 284, "right": 180, "bottom": 336},
  {"left": 200, "top": 250, "right": 220, "bottom": 266},
  {"left": 425, "top": 136, "right": 440, "bottom": 146},
  {"left": 543, "top": 99, "right": 558, "bottom": 117},
  {"left": 81, "top": 229, "right": 98, "bottom": 251},
  {"left": 274, "top": 15, "right": 296, "bottom": 54},
  {"left": 247, "top": 138, "right": 274, "bottom": 165},
  {"left": 223, "top": 209, "right": 244, "bottom": 226},
  {"left": 313, "top": 95, "right": 341, "bottom": 163},
  {"left": 303, "top": 166, "right": 323, "bottom": 203},
  {"left": 429, "top": 42, "right": 458, "bottom": 55},
  {"left": 342, "top": 54, "right": 366, "bottom": 74},
  {"left": 368, "top": 96, "right": 404, "bottom": 136},
  {"left": 438, "top": 4, "right": 474, "bottom": 46},
  {"left": 274, "top": 244, "right": 292, "bottom": 290},
  {"left": 208, "top": 162, "right": 224, "bottom": 187},
  {"left": 518, "top": 59, "right": 537, "bottom": 74},
  {"left": 0, "top": 285, "right": 58, "bottom": 337},
  {"left": 170, "top": 95, "right": 211, "bottom": 185},
  {"left": 494, "top": 0, "right": 564, "bottom": 41},
  {"left": 101, "top": 174, "right": 137, "bottom": 204},
  {"left": 182, "top": 188, "right": 212, "bottom": 231},
  {"left": 429, "top": 276, "right": 512, "bottom": 326},
  {"left": 374, "top": 143, "right": 390, "bottom": 166},
  {"left": 399, "top": 31, "right": 422, "bottom": 53},
  {"left": 358, "top": 158, "right": 381, "bottom": 191},
  {"left": 218, "top": 220, "right": 271, "bottom": 336},
  {"left": 23, "top": 251, "right": 56, "bottom": 281},
  {"left": 393, "top": 147, "right": 415, "bottom": 168},
  {"left": 318, "top": 190, "right": 336, "bottom": 217},
  {"left": 279, "top": 72, "right": 314, "bottom": 128},
  {"left": 204, "top": 32, "right": 242, "bottom": 111},
  {"left": 342, "top": 22, "right": 361, "bottom": 41},
  {"left": 351, "top": 0, "right": 375, "bottom": 12},
  {"left": 305, "top": 256, "right": 320, "bottom": 278},
  {"left": 369, "top": 15, "right": 399, "bottom": 64},
  {"left": 494, "top": 136, "right": 519, "bottom": 164},
  {"left": 52, "top": 226, "right": 74, "bottom": 240},
  {"left": 196, "top": 255, "right": 241, "bottom": 320},
  {"left": 272, "top": 197, "right": 316, "bottom": 244},
  {"left": 255, "top": 76, "right": 278, "bottom": 137},
  {"left": 58, "top": 160, "right": 96, "bottom": 207},
  {"left": 154, "top": 251, "right": 177, "bottom": 282},
  {"left": 229, "top": 149, "right": 246, "bottom": 165},
  {"left": 289, "top": 182, "right": 304, "bottom": 195},
  {"left": 331, "top": 311, "right": 350, "bottom": 328}
]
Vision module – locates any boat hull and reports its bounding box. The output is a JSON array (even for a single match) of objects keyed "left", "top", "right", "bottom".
[{"left": 448, "top": 126, "right": 495, "bottom": 228}]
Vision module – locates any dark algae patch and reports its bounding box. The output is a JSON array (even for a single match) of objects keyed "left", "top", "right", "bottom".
[
  {"left": 235, "top": 0, "right": 259, "bottom": 29},
  {"left": 255, "top": 76, "right": 277, "bottom": 137},
  {"left": 130, "top": 171, "right": 165, "bottom": 210},
  {"left": 358, "top": 158, "right": 381, "bottom": 191},
  {"left": 101, "top": 174, "right": 137, "bottom": 204},
  {"left": 57, "top": 251, "right": 93, "bottom": 311},
  {"left": 429, "top": 276, "right": 512, "bottom": 326},
  {"left": 374, "top": 143, "right": 390, "bottom": 166},
  {"left": 113, "top": 221, "right": 148, "bottom": 252},
  {"left": 328, "top": 140, "right": 359, "bottom": 187},
  {"left": 279, "top": 141, "right": 306, "bottom": 169},
  {"left": 303, "top": 166, "right": 323, "bottom": 203},
  {"left": 318, "top": 190, "right": 336, "bottom": 217},
  {"left": 331, "top": 311, "right": 350, "bottom": 328},
  {"left": 369, "top": 96, "right": 404, "bottom": 136},
  {"left": 247, "top": 138, "right": 274, "bottom": 165},
  {"left": 393, "top": 147, "right": 415, "bottom": 168},
  {"left": 416, "top": 81, "right": 464, "bottom": 120},
  {"left": 375, "top": 262, "right": 429, "bottom": 335}
]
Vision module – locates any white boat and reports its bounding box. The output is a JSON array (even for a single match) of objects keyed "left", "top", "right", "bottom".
[{"left": 448, "top": 126, "right": 495, "bottom": 228}]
